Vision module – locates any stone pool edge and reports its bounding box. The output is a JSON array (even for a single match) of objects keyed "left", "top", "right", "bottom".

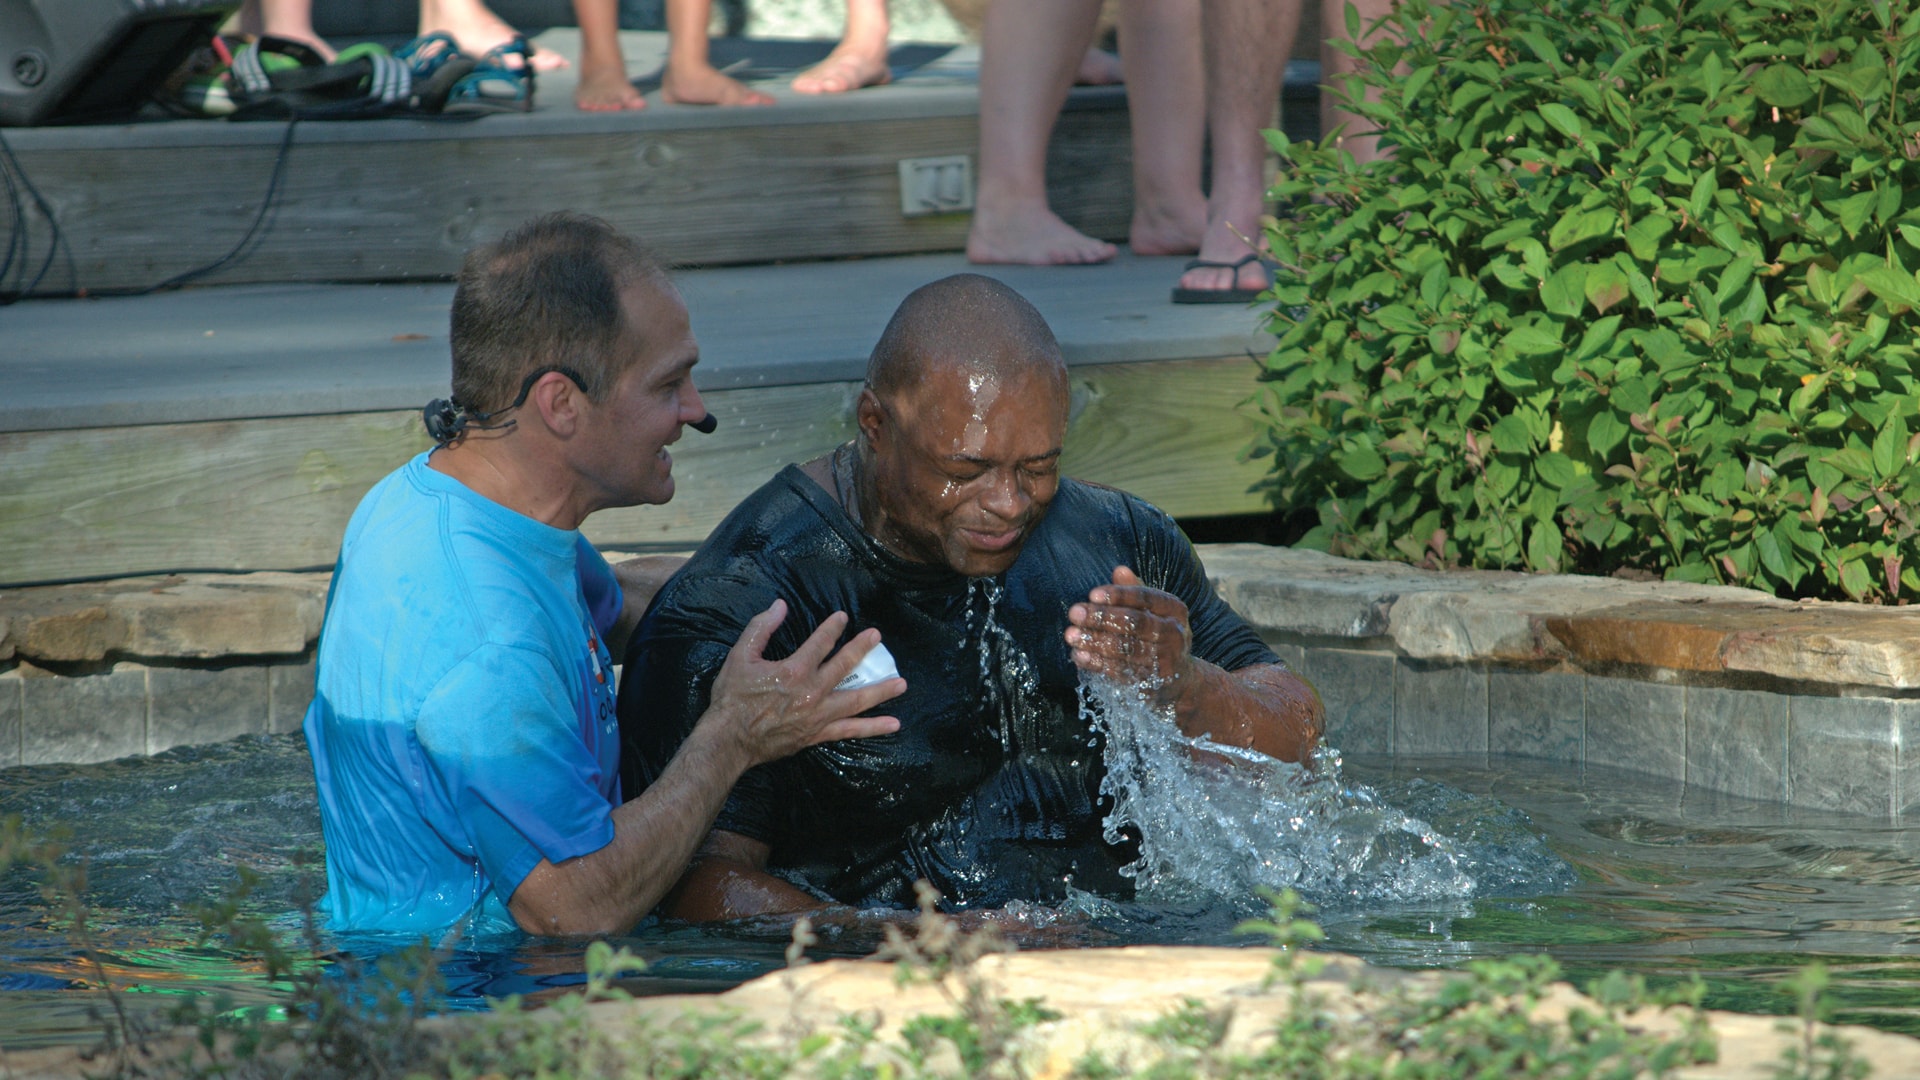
[{"left": 4, "top": 545, "right": 1918, "bottom": 818}]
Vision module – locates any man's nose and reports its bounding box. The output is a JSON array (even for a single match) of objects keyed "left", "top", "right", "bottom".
[
  {"left": 681, "top": 379, "right": 707, "bottom": 423},
  {"left": 978, "top": 469, "right": 1028, "bottom": 521}
]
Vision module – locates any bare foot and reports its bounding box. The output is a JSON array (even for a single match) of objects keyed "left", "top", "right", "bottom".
[
  {"left": 1075, "top": 47, "right": 1123, "bottom": 86},
  {"left": 419, "top": 0, "right": 568, "bottom": 71},
  {"left": 262, "top": 29, "right": 336, "bottom": 61},
  {"left": 238, "top": 0, "right": 337, "bottom": 60},
  {"left": 662, "top": 61, "right": 775, "bottom": 106},
  {"left": 1175, "top": 218, "right": 1270, "bottom": 296},
  {"left": 967, "top": 201, "right": 1116, "bottom": 265},
  {"left": 1130, "top": 200, "right": 1206, "bottom": 257},
  {"left": 791, "top": 43, "right": 892, "bottom": 94},
  {"left": 576, "top": 60, "right": 645, "bottom": 111}
]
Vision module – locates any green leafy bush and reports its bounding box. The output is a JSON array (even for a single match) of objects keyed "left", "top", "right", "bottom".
[{"left": 1256, "top": 0, "right": 1920, "bottom": 600}]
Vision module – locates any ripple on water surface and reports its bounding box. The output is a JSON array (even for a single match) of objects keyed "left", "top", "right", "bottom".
[{"left": 6, "top": 714, "right": 1920, "bottom": 1047}]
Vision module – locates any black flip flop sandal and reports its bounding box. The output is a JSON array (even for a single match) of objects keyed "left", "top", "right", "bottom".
[{"left": 1170, "top": 253, "right": 1273, "bottom": 305}]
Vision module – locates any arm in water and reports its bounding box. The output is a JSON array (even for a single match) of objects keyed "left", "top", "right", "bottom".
[
  {"left": 508, "top": 601, "right": 905, "bottom": 935},
  {"left": 1065, "top": 566, "right": 1324, "bottom": 763},
  {"left": 662, "top": 829, "right": 829, "bottom": 921}
]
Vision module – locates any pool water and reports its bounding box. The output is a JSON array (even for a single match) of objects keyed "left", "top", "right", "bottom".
[{"left": 3, "top": 732, "right": 1919, "bottom": 1048}]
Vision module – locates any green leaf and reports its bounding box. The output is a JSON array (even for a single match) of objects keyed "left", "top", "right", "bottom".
[
  {"left": 1874, "top": 416, "right": 1909, "bottom": 480},
  {"left": 1858, "top": 266, "right": 1920, "bottom": 311},
  {"left": 1833, "top": 190, "right": 1878, "bottom": 238},
  {"left": 1675, "top": 493, "right": 1719, "bottom": 516},
  {"left": 1700, "top": 49, "right": 1726, "bottom": 100},
  {"left": 1840, "top": 558, "right": 1874, "bottom": 600},
  {"left": 1753, "top": 64, "right": 1815, "bottom": 108},
  {"left": 1518, "top": 30, "right": 1565, "bottom": 73},
  {"left": 1402, "top": 64, "right": 1438, "bottom": 105},
  {"left": 1625, "top": 216, "right": 1673, "bottom": 261},
  {"left": 1338, "top": 444, "right": 1386, "bottom": 481},
  {"left": 1689, "top": 171, "right": 1717, "bottom": 222},
  {"left": 1503, "top": 324, "right": 1563, "bottom": 356},
  {"left": 1756, "top": 529, "right": 1792, "bottom": 581},
  {"left": 1492, "top": 413, "right": 1533, "bottom": 453},
  {"left": 1823, "top": 448, "right": 1876, "bottom": 481},
  {"left": 1611, "top": 377, "right": 1654, "bottom": 415},
  {"left": 1585, "top": 262, "right": 1631, "bottom": 314},
  {"left": 1541, "top": 264, "right": 1589, "bottom": 317},
  {"left": 1549, "top": 209, "right": 1618, "bottom": 251},
  {"left": 1536, "top": 451, "right": 1577, "bottom": 488},
  {"left": 1573, "top": 315, "right": 1623, "bottom": 361},
  {"left": 1587, "top": 410, "right": 1628, "bottom": 456},
  {"left": 1539, "top": 103, "right": 1585, "bottom": 142},
  {"left": 1527, "top": 522, "right": 1564, "bottom": 572}
]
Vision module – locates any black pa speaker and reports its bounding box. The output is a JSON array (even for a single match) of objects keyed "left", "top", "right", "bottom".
[{"left": 0, "top": 0, "right": 240, "bottom": 126}]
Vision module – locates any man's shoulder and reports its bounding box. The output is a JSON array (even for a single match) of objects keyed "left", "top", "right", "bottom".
[
  {"left": 332, "top": 458, "right": 575, "bottom": 656},
  {"left": 671, "top": 466, "right": 835, "bottom": 578},
  {"left": 1046, "top": 478, "right": 1180, "bottom": 544}
]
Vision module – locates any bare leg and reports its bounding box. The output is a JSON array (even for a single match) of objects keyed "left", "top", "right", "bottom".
[
  {"left": 661, "top": 0, "right": 775, "bottom": 104},
  {"left": 1116, "top": 0, "right": 1205, "bottom": 255},
  {"left": 1075, "top": 46, "right": 1123, "bottom": 85},
  {"left": 420, "top": 0, "right": 568, "bottom": 71},
  {"left": 1177, "top": 0, "right": 1298, "bottom": 297},
  {"left": 792, "top": 0, "right": 892, "bottom": 94},
  {"left": 572, "top": 0, "right": 645, "bottom": 109},
  {"left": 1320, "top": 0, "right": 1396, "bottom": 163},
  {"left": 237, "top": 0, "right": 335, "bottom": 59},
  {"left": 967, "top": 0, "right": 1116, "bottom": 266}
]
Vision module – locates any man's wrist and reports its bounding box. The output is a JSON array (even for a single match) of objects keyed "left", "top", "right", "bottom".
[{"left": 686, "top": 705, "right": 758, "bottom": 779}]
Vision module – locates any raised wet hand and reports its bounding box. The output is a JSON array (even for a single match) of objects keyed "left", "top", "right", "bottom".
[
  {"left": 1065, "top": 565, "right": 1193, "bottom": 705},
  {"left": 705, "top": 600, "right": 904, "bottom": 768}
]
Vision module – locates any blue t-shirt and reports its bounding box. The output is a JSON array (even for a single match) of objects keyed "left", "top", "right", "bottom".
[{"left": 304, "top": 452, "right": 623, "bottom": 935}]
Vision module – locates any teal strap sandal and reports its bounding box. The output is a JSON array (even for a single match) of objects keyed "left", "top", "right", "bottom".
[{"left": 443, "top": 36, "right": 536, "bottom": 114}]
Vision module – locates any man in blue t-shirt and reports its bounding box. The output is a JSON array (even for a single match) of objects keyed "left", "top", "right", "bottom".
[{"left": 304, "top": 213, "right": 905, "bottom": 937}]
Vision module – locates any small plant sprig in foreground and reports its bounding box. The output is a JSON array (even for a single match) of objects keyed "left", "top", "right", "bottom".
[
  {"left": 1068, "top": 888, "right": 1723, "bottom": 1080},
  {"left": 1770, "top": 963, "right": 1871, "bottom": 1080}
]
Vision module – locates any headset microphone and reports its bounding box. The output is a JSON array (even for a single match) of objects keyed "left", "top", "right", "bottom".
[{"left": 691, "top": 413, "right": 718, "bottom": 434}]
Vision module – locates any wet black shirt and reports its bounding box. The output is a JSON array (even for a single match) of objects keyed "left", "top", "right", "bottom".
[{"left": 617, "top": 467, "right": 1278, "bottom": 909}]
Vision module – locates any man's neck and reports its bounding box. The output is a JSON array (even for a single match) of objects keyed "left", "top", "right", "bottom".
[
  {"left": 800, "top": 444, "right": 909, "bottom": 561},
  {"left": 430, "top": 440, "right": 590, "bottom": 531}
]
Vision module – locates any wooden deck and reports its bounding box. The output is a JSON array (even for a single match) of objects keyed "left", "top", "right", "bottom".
[
  {"left": 1, "top": 32, "right": 1137, "bottom": 295},
  {"left": 0, "top": 32, "right": 1305, "bottom": 588},
  {"left": 0, "top": 253, "right": 1277, "bottom": 587}
]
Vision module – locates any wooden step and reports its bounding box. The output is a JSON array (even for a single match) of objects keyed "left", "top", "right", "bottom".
[
  {"left": 0, "top": 251, "right": 1278, "bottom": 587},
  {"left": 0, "top": 34, "right": 1135, "bottom": 295}
]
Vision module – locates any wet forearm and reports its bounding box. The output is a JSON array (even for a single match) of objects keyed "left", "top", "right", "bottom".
[
  {"left": 1171, "top": 661, "right": 1325, "bottom": 763},
  {"left": 509, "top": 723, "right": 750, "bottom": 935},
  {"left": 663, "top": 856, "right": 829, "bottom": 922}
]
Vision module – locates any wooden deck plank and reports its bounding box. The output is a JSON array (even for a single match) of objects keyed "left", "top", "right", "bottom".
[
  {"left": 0, "top": 358, "right": 1265, "bottom": 586},
  {"left": 3, "top": 252, "right": 1268, "bottom": 432},
  {"left": 2, "top": 35, "right": 1134, "bottom": 295}
]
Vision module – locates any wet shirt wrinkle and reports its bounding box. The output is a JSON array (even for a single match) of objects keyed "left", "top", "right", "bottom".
[{"left": 618, "top": 466, "right": 1278, "bottom": 910}]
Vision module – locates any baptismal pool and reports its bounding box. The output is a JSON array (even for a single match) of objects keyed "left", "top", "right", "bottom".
[{"left": 3, "top": 729, "right": 1919, "bottom": 1049}]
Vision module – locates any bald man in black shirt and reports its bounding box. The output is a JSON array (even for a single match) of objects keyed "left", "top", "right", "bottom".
[{"left": 618, "top": 274, "right": 1324, "bottom": 920}]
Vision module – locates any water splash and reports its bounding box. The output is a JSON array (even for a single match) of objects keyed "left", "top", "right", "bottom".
[
  {"left": 965, "top": 577, "right": 1045, "bottom": 753},
  {"left": 1081, "top": 675, "right": 1575, "bottom": 911}
]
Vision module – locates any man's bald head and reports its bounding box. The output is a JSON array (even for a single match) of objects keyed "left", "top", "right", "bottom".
[
  {"left": 852, "top": 275, "right": 1071, "bottom": 577},
  {"left": 866, "top": 274, "right": 1067, "bottom": 403}
]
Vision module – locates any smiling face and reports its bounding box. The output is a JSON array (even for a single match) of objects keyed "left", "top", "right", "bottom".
[
  {"left": 859, "top": 360, "right": 1070, "bottom": 577},
  {"left": 571, "top": 278, "right": 706, "bottom": 510}
]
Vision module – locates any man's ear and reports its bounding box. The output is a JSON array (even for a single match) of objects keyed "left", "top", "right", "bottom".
[
  {"left": 855, "top": 387, "right": 885, "bottom": 450},
  {"left": 531, "top": 371, "right": 585, "bottom": 437}
]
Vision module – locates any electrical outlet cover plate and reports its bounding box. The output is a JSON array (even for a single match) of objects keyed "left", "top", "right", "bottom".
[{"left": 897, "top": 155, "right": 974, "bottom": 217}]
